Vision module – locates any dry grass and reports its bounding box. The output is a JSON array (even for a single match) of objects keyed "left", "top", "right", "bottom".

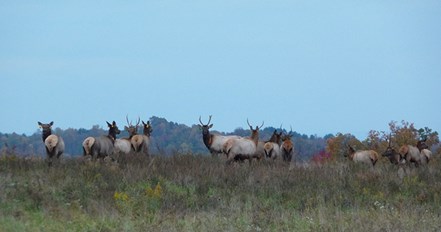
[{"left": 1, "top": 153, "right": 441, "bottom": 231}]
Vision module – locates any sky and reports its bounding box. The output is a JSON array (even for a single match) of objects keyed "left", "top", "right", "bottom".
[{"left": 1, "top": 1, "right": 440, "bottom": 139}]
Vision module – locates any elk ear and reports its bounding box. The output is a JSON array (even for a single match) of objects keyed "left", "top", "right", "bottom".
[
  {"left": 49, "top": 121, "right": 54, "bottom": 126},
  {"left": 209, "top": 124, "right": 213, "bottom": 129},
  {"left": 124, "top": 126, "right": 129, "bottom": 130},
  {"left": 112, "top": 121, "right": 117, "bottom": 126},
  {"left": 38, "top": 122, "right": 43, "bottom": 127},
  {"left": 106, "top": 121, "right": 112, "bottom": 127}
]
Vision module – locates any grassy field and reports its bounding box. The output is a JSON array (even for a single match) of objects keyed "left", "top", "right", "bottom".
[{"left": 1, "top": 153, "right": 441, "bottom": 232}]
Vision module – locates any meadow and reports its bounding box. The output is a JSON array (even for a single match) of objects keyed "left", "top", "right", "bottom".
[{"left": 1, "top": 153, "right": 441, "bottom": 232}]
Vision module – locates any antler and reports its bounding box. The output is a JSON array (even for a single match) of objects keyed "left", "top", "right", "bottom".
[
  {"left": 207, "top": 115, "right": 212, "bottom": 125},
  {"left": 199, "top": 115, "right": 212, "bottom": 126},
  {"left": 247, "top": 118, "right": 252, "bottom": 128},
  {"left": 247, "top": 119, "right": 264, "bottom": 129},
  {"left": 126, "top": 115, "right": 132, "bottom": 127},
  {"left": 135, "top": 117, "right": 141, "bottom": 128}
]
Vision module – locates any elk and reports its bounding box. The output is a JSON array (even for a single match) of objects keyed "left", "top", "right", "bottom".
[
  {"left": 382, "top": 135, "right": 405, "bottom": 165},
  {"left": 263, "top": 130, "right": 283, "bottom": 160},
  {"left": 345, "top": 145, "right": 379, "bottom": 166},
  {"left": 198, "top": 115, "right": 241, "bottom": 157},
  {"left": 131, "top": 120, "right": 153, "bottom": 156},
  {"left": 417, "top": 139, "right": 432, "bottom": 163},
  {"left": 399, "top": 139, "right": 431, "bottom": 166},
  {"left": 223, "top": 119, "right": 264, "bottom": 164},
  {"left": 38, "top": 121, "right": 65, "bottom": 166},
  {"left": 82, "top": 121, "right": 120, "bottom": 160},
  {"left": 114, "top": 116, "right": 140, "bottom": 154},
  {"left": 280, "top": 129, "right": 294, "bottom": 163}
]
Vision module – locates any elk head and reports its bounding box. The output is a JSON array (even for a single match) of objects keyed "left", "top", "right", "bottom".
[
  {"left": 106, "top": 121, "right": 121, "bottom": 140},
  {"left": 125, "top": 115, "right": 140, "bottom": 138},
  {"left": 382, "top": 134, "right": 405, "bottom": 164},
  {"left": 345, "top": 145, "right": 356, "bottom": 158},
  {"left": 281, "top": 126, "right": 293, "bottom": 143},
  {"left": 247, "top": 119, "right": 264, "bottom": 141},
  {"left": 268, "top": 130, "right": 283, "bottom": 144},
  {"left": 199, "top": 115, "right": 213, "bottom": 137},
  {"left": 142, "top": 120, "right": 153, "bottom": 136},
  {"left": 417, "top": 139, "right": 429, "bottom": 152},
  {"left": 38, "top": 121, "right": 54, "bottom": 141}
]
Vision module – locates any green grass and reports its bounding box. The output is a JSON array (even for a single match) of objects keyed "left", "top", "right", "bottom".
[{"left": 1, "top": 153, "right": 441, "bottom": 231}]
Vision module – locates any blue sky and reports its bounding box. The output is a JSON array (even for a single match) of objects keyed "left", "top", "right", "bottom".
[{"left": 1, "top": 1, "right": 440, "bottom": 138}]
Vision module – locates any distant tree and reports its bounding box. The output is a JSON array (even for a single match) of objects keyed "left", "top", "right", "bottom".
[
  {"left": 417, "top": 127, "right": 439, "bottom": 147},
  {"left": 388, "top": 120, "right": 419, "bottom": 146},
  {"left": 326, "top": 133, "right": 360, "bottom": 161},
  {"left": 362, "top": 130, "right": 389, "bottom": 153},
  {"left": 388, "top": 120, "right": 439, "bottom": 148}
]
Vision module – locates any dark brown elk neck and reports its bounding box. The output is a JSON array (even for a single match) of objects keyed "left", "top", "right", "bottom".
[
  {"left": 201, "top": 129, "right": 212, "bottom": 149},
  {"left": 108, "top": 129, "right": 118, "bottom": 142},
  {"left": 267, "top": 132, "right": 276, "bottom": 142},
  {"left": 143, "top": 128, "right": 152, "bottom": 137},
  {"left": 267, "top": 132, "right": 282, "bottom": 144},
  {"left": 42, "top": 129, "right": 52, "bottom": 142}
]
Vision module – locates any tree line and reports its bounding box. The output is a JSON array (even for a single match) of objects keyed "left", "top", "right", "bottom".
[
  {"left": 1, "top": 118, "right": 438, "bottom": 162},
  {"left": 325, "top": 120, "right": 440, "bottom": 163}
]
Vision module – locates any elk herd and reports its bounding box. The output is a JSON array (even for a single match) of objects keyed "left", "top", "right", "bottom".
[
  {"left": 198, "top": 116, "right": 294, "bottom": 165},
  {"left": 345, "top": 135, "right": 433, "bottom": 168},
  {"left": 38, "top": 116, "right": 152, "bottom": 166},
  {"left": 38, "top": 116, "right": 435, "bottom": 169}
]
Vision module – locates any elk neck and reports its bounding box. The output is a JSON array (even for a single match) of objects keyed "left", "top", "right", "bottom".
[
  {"left": 108, "top": 130, "right": 118, "bottom": 144},
  {"left": 42, "top": 129, "right": 52, "bottom": 142},
  {"left": 202, "top": 131, "right": 212, "bottom": 149},
  {"left": 143, "top": 127, "right": 152, "bottom": 137},
  {"left": 267, "top": 131, "right": 277, "bottom": 143},
  {"left": 250, "top": 130, "right": 259, "bottom": 146}
]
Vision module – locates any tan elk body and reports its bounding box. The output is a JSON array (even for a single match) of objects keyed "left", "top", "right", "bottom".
[
  {"left": 223, "top": 120, "right": 263, "bottom": 164},
  {"left": 346, "top": 145, "right": 379, "bottom": 166},
  {"left": 198, "top": 116, "right": 241, "bottom": 157},
  {"left": 131, "top": 120, "right": 153, "bottom": 156}
]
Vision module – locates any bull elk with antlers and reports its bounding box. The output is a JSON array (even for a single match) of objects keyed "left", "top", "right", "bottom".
[
  {"left": 114, "top": 116, "right": 140, "bottom": 155},
  {"left": 223, "top": 119, "right": 264, "bottom": 164},
  {"left": 382, "top": 134, "right": 405, "bottom": 165},
  {"left": 198, "top": 115, "right": 241, "bottom": 157},
  {"left": 280, "top": 128, "right": 294, "bottom": 163}
]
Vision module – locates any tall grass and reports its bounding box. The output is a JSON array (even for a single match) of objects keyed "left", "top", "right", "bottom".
[{"left": 1, "top": 153, "right": 441, "bottom": 231}]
